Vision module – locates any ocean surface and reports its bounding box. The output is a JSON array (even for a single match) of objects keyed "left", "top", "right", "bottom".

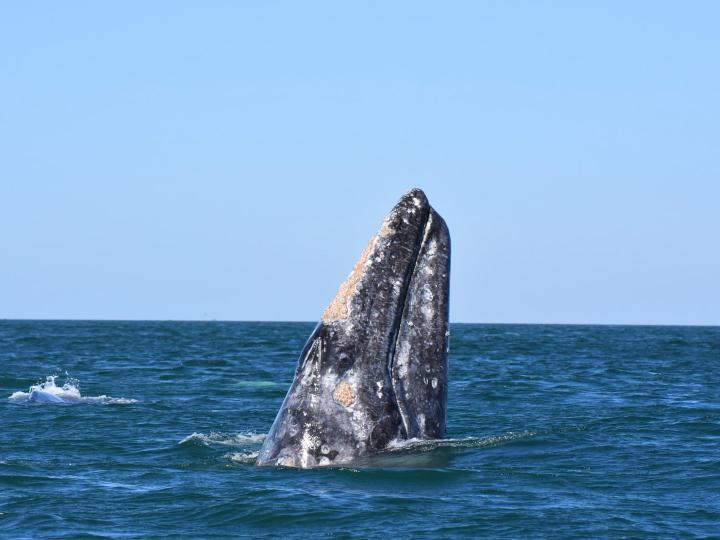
[{"left": 1, "top": 321, "right": 718, "bottom": 539}]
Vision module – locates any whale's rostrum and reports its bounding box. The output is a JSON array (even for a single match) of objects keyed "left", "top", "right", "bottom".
[{"left": 256, "top": 188, "right": 450, "bottom": 467}]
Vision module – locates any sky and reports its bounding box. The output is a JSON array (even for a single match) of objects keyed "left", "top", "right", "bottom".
[{"left": 1, "top": 2, "right": 718, "bottom": 325}]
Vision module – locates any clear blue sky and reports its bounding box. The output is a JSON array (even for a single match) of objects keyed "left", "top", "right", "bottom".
[{"left": 1, "top": 2, "right": 718, "bottom": 325}]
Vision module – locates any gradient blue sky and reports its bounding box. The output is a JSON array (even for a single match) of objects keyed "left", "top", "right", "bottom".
[{"left": 1, "top": 2, "right": 718, "bottom": 324}]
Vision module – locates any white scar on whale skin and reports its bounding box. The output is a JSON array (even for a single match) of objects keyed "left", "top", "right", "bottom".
[
  {"left": 421, "top": 283, "right": 435, "bottom": 321},
  {"left": 299, "top": 430, "right": 320, "bottom": 468}
]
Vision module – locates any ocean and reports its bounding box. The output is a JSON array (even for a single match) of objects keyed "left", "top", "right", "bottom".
[{"left": 1, "top": 320, "right": 718, "bottom": 538}]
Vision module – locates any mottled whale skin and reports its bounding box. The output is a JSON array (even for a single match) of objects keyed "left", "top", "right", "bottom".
[{"left": 256, "top": 188, "right": 450, "bottom": 468}]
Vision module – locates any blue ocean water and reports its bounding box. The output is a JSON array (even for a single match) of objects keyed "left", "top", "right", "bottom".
[{"left": 1, "top": 321, "right": 718, "bottom": 538}]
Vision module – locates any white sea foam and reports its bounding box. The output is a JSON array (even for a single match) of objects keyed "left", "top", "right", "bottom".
[
  {"left": 386, "top": 431, "right": 537, "bottom": 453},
  {"left": 8, "top": 375, "right": 138, "bottom": 405},
  {"left": 178, "top": 432, "right": 266, "bottom": 447},
  {"left": 225, "top": 451, "right": 260, "bottom": 464}
]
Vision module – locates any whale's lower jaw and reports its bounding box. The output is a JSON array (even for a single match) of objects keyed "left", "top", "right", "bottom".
[{"left": 256, "top": 188, "right": 450, "bottom": 468}]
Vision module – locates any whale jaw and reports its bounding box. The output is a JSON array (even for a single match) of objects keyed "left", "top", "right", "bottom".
[{"left": 257, "top": 188, "right": 450, "bottom": 468}]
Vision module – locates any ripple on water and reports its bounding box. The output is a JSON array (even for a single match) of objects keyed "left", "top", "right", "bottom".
[{"left": 1, "top": 321, "right": 718, "bottom": 538}]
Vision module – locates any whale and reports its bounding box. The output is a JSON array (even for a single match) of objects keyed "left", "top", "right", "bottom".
[{"left": 256, "top": 188, "right": 450, "bottom": 468}]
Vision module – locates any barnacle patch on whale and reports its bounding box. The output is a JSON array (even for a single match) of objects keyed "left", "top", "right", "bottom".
[
  {"left": 322, "top": 236, "right": 377, "bottom": 323},
  {"left": 333, "top": 381, "right": 356, "bottom": 407}
]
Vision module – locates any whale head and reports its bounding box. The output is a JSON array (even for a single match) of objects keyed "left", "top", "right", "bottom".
[{"left": 256, "top": 188, "right": 450, "bottom": 468}]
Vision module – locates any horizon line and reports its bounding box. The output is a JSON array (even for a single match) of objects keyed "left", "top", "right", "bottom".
[{"left": 0, "top": 317, "right": 717, "bottom": 328}]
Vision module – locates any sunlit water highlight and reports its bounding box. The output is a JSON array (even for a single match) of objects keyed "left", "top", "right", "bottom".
[{"left": 1, "top": 321, "right": 718, "bottom": 538}]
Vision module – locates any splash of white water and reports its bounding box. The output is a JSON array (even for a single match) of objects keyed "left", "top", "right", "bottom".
[
  {"left": 8, "top": 375, "right": 137, "bottom": 405},
  {"left": 178, "top": 432, "right": 266, "bottom": 447},
  {"left": 386, "top": 431, "right": 537, "bottom": 452},
  {"left": 225, "top": 451, "right": 260, "bottom": 464}
]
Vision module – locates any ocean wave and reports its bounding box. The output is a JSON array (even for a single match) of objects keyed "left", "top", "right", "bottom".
[
  {"left": 235, "top": 380, "right": 287, "bottom": 389},
  {"left": 178, "top": 432, "right": 266, "bottom": 447},
  {"left": 7, "top": 375, "right": 138, "bottom": 405},
  {"left": 385, "top": 431, "right": 537, "bottom": 453}
]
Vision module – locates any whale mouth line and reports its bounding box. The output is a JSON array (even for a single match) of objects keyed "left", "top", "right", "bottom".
[
  {"left": 383, "top": 206, "right": 441, "bottom": 441},
  {"left": 386, "top": 209, "right": 432, "bottom": 391}
]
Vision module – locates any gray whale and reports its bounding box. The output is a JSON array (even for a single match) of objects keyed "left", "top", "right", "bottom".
[{"left": 257, "top": 188, "right": 450, "bottom": 467}]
